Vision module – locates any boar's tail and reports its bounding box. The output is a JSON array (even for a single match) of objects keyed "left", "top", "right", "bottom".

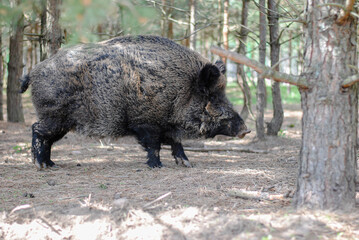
[{"left": 19, "top": 75, "right": 31, "bottom": 93}]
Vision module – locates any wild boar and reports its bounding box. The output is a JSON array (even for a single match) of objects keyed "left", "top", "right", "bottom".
[{"left": 20, "top": 35, "right": 250, "bottom": 169}]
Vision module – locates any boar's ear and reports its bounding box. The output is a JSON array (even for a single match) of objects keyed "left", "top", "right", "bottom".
[
  {"left": 198, "top": 63, "right": 221, "bottom": 95},
  {"left": 215, "top": 60, "right": 226, "bottom": 75}
]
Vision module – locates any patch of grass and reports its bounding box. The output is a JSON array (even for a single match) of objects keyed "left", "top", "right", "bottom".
[
  {"left": 261, "top": 235, "right": 273, "bottom": 240},
  {"left": 12, "top": 143, "right": 30, "bottom": 153},
  {"left": 278, "top": 129, "right": 286, "bottom": 137},
  {"left": 99, "top": 183, "right": 108, "bottom": 190}
]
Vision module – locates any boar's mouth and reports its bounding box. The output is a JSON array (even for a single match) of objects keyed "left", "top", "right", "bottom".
[{"left": 238, "top": 129, "right": 251, "bottom": 139}]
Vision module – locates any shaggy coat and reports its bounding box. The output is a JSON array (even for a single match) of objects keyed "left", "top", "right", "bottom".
[{"left": 21, "top": 35, "right": 250, "bottom": 168}]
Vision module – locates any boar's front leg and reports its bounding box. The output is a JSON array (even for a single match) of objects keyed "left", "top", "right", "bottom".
[
  {"left": 133, "top": 126, "right": 163, "bottom": 168},
  {"left": 162, "top": 137, "right": 192, "bottom": 168},
  {"left": 171, "top": 142, "right": 192, "bottom": 168},
  {"left": 32, "top": 120, "right": 69, "bottom": 169}
]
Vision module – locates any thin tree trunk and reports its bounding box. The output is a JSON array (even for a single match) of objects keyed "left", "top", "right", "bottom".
[
  {"left": 294, "top": 0, "right": 358, "bottom": 210},
  {"left": 7, "top": 4, "right": 24, "bottom": 123},
  {"left": 189, "top": 0, "right": 196, "bottom": 50},
  {"left": 40, "top": 0, "right": 47, "bottom": 61},
  {"left": 167, "top": 0, "right": 174, "bottom": 39},
  {"left": 266, "top": 0, "right": 283, "bottom": 136},
  {"left": 287, "top": 30, "right": 292, "bottom": 94},
  {"left": 0, "top": 27, "right": 3, "bottom": 121},
  {"left": 222, "top": 0, "right": 229, "bottom": 61},
  {"left": 217, "top": 0, "right": 222, "bottom": 46},
  {"left": 26, "top": 26, "right": 34, "bottom": 73},
  {"left": 161, "top": 0, "right": 167, "bottom": 37},
  {"left": 161, "top": 0, "right": 173, "bottom": 39},
  {"left": 46, "top": 0, "right": 62, "bottom": 57},
  {"left": 237, "top": 0, "right": 251, "bottom": 121},
  {"left": 256, "top": 0, "right": 266, "bottom": 140}
]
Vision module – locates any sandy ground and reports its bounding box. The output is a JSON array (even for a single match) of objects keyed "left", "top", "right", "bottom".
[{"left": 1, "top": 94, "right": 359, "bottom": 239}]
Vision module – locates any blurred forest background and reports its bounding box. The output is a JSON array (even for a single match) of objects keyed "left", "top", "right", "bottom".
[{"left": 0, "top": 0, "right": 305, "bottom": 138}]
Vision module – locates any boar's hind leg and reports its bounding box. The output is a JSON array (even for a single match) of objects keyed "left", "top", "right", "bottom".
[
  {"left": 32, "top": 121, "right": 69, "bottom": 169},
  {"left": 133, "top": 126, "right": 163, "bottom": 168},
  {"left": 169, "top": 141, "right": 192, "bottom": 168}
]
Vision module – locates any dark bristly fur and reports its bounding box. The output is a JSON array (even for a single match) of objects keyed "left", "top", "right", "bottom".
[{"left": 21, "top": 35, "right": 250, "bottom": 169}]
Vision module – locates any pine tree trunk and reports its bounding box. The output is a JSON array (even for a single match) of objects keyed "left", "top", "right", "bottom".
[
  {"left": 266, "top": 0, "right": 283, "bottom": 136},
  {"left": 287, "top": 30, "right": 292, "bottom": 94},
  {"left": 222, "top": 0, "right": 229, "bottom": 56},
  {"left": 46, "top": 0, "right": 62, "bottom": 57},
  {"left": 7, "top": 7, "right": 24, "bottom": 123},
  {"left": 294, "top": 0, "right": 358, "bottom": 210},
  {"left": 0, "top": 28, "right": 3, "bottom": 121},
  {"left": 161, "top": 0, "right": 174, "bottom": 39},
  {"left": 40, "top": 0, "right": 47, "bottom": 61},
  {"left": 189, "top": 0, "right": 196, "bottom": 50},
  {"left": 167, "top": 0, "right": 174, "bottom": 39},
  {"left": 217, "top": 0, "right": 222, "bottom": 46},
  {"left": 237, "top": 0, "right": 251, "bottom": 121},
  {"left": 256, "top": 0, "right": 266, "bottom": 140}
]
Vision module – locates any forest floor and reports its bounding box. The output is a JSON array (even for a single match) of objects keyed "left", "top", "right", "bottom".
[{"left": 1, "top": 93, "right": 359, "bottom": 240}]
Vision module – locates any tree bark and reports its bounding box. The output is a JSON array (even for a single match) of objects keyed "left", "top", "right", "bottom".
[
  {"left": 222, "top": 0, "right": 229, "bottom": 62},
  {"left": 287, "top": 30, "right": 292, "bottom": 94},
  {"left": 217, "top": 0, "right": 222, "bottom": 46},
  {"left": 46, "top": 0, "right": 62, "bottom": 57},
  {"left": 266, "top": 0, "right": 283, "bottom": 136},
  {"left": 237, "top": 0, "right": 251, "bottom": 121},
  {"left": 7, "top": 4, "right": 24, "bottom": 123},
  {"left": 40, "top": 0, "right": 47, "bottom": 61},
  {"left": 167, "top": 0, "right": 174, "bottom": 39},
  {"left": 294, "top": 0, "right": 358, "bottom": 210},
  {"left": 189, "top": 0, "right": 196, "bottom": 50},
  {"left": 256, "top": 0, "right": 267, "bottom": 140},
  {"left": 161, "top": 0, "right": 174, "bottom": 39},
  {"left": 0, "top": 27, "right": 3, "bottom": 121}
]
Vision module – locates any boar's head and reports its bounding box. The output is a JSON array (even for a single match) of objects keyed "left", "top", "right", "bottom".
[{"left": 187, "top": 60, "right": 250, "bottom": 139}]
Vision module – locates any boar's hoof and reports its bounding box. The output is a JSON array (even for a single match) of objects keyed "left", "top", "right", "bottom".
[
  {"left": 147, "top": 160, "right": 163, "bottom": 168},
  {"left": 182, "top": 159, "right": 192, "bottom": 168},
  {"left": 34, "top": 159, "right": 58, "bottom": 170},
  {"left": 175, "top": 158, "right": 192, "bottom": 168}
]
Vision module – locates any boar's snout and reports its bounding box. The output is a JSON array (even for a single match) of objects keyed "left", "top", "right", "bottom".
[
  {"left": 238, "top": 128, "right": 251, "bottom": 139},
  {"left": 237, "top": 122, "right": 251, "bottom": 139}
]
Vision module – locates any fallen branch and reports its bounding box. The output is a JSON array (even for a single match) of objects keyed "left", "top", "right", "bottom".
[
  {"left": 228, "top": 190, "right": 285, "bottom": 201},
  {"left": 210, "top": 46, "right": 309, "bottom": 89},
  {"left": 162, "top": 146, "right": 268, "bottom": 154}
]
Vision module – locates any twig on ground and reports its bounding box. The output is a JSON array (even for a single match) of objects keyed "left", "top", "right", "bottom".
[
  {"left": 143, "top": 192, "right": 172, "bottom": 209},
  {"left": 9, "top": 204, "right": 32, "bottom": 215},
  {"left": 39, "top": 217, "right": 62, "bottom": 236}
]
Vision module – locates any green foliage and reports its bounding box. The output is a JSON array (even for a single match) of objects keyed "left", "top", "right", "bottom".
[
  {"left": 61, "top": 0, "right": 119, "bottom": 44},
  {"left": 12, "top": 144, "right": 30, "bottom": 153},
  {"left": 261, "top": 235, "right": 272, "bottom": 240},
  {"left": 60, "top": 0, "right": 158, "bottom": 44},
  {"left": 278, "top": 129, "right": 286, "bottom": 137}
]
